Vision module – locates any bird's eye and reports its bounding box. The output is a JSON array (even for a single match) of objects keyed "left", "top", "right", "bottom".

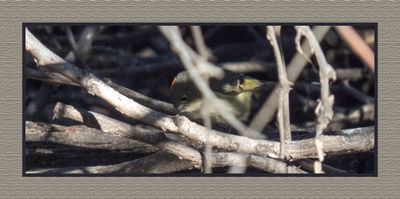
[{"left": 181, "top": 95, "right": 188, "bottom": 103}]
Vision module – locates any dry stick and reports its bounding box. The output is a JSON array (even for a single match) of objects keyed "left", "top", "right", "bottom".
[
  {"left": 104, "top": 78, "right": 177, "bottom": 115},
  {"left": 25, "top": 67, "right": 79, "bottom": 86},
  {"left": 25, "top": 120, "right": 302, "bottom": 174},
  {"left": 53, "top": 102, "right": 166, "bottom": 144},
  {"left": 159, "top": 26, "right": 265, "bottom": 139},
  {"left": 335, "top": 26, "right": 375, "bottom": 72},
  {"left": 25, "top": 29, "right": 374, "bottom": 161},
  {"left": 197, "top": 27, "right": 249, "bottom": 173},
  {"left": 296, "top": 26, "right": 337, "bottom": 173},
  {"left": 94, "top": 59, "right": 275, "bottom": 77},
  {"left": 222, "top": 61, "right": 275, "bottom": 73},
  {"left": 26, "top": 28, "right": 203, "bottom": 166},
  {"left": 54, "top": 103, "right": 305, "bottom": 174},
  {"left": 191, "top": 26, "right": 213, "bottom": 61},
  {"left": 25, "top": 67, "right": 177, "bottom": 115},
  {"left": 225, "top": 63, "right": 365, "bottom": 81},
  {"left": 212, "top": 153, "right": 307, "bottom": 174},
  {"left": 27, "top": 151, "right": 195, "bottom": 174},
  {"left": 191, "top": 25, "right": 213, "bottom": 173},
  {"left": 200, "top": 100, "right": 213, "bottom": 173},
  {"left": 175, "top": 115, "right": 374, "bottom": 160},
  {"left": 26, "top": 121, "right": 158, "bottom": 153},
  {"left": 266, "top": 26, "right": 292, "bottom": 162},
  {"left": 52, "top": 104, "right": 306, "bottom": 174},
  {"left": 53, "top": 102, "right": 203, "bottom": 168},
  {"left": 27, "top": 152, "right": 306, "bottom": 175},
  {"left": 53, "top": 102, "right": 304, "bottom": 174},
  {"left": 250, "top": 26, "right": 331, "bottom": 132}
]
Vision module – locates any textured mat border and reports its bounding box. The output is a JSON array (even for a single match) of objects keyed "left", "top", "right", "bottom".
[{"left": 0, "top": 1, "right": 396, "bottom": 198}]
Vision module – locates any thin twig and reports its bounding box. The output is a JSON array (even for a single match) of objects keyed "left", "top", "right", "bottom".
[
  {"left": 25, "top": 67, "right": 178, "bottom": 115},
  {"left": 250, "top": 26, "right": 332, "bottom": 132},
  {"left": 104, "top": 78, "right": 178, "bottom": 115},
  {"left": 191, "top": 25, "right": 216, "bottom": 173},
  {"left": 200, "top": 100, "right": 213, "bottom": 173},
  {"left": 191, "top": 26, "right": 213, "bottom": 60},
  {"left": 266, "top": 26, "right": 292, "bottom": 160},
  {"left": 296, "top": 26, "right": 337, "bottom": 173},
  {"left": 27, "top": 151, "right": 308, "bottom": 175}
]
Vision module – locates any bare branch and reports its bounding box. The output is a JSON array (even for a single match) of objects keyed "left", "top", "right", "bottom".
[
  {"left": 103, "top": 78, "right": 177, "bottom": 115},
  {"left": 28, "top": 152, "right": 309, "bottom": 175},
  {"left": 191, "top": 26, "right": 213, "bottom": 60},
  {"left": 52, "top": 103, "right": 203, "bottom": 168},
  {"left": 266, "top": 26, "right": 292, "bottom": 160},
  {"left": 250, "top": 26, "right": 331, "bottom": 132},
  {"left": 26, "top": 151, "right": 194, "bottom": 174},
  {"left": 174, "top": 116, "right": 374, "bottom": 160},
  {"left": 25, "top": 67, "right": 178, "bottom": 115},
  {"left": 212, "top": 153, "right": 307, "bottom": 174},
  {"left": 25, "top": 121, "right": 158, "bottom": 153},
  {"left": 26, "top": 28, "right": 180, "bottom": 133},
  {"left": 53, "top": 102, "right": 166, "bottom": 144},
  {"left": 25, "top": 67, "right": 79, "bottom": 87},
  {"left": 295, "top": 26, "right": 337, "bottom": 173}
]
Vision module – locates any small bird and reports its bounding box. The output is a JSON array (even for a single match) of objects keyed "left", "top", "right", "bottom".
[{"left": 170, "top": 70, "right": 275, "bottom": 124}]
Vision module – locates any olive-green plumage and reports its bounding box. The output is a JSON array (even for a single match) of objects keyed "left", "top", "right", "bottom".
[{"left": 170, "top": 70, "right": 274, "bottom": 123}]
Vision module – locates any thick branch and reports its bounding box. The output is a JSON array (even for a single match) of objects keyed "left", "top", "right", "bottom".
[
  {"left": 26, "top": 28, "right": 180, "bottom": 133},
  {"left": 26, "top": 151, "right": 194, "bottom": 174},
  {"left": 174, "top": 116, "right": 374, "bottom": 160},
  {"left": 211, "top": 153, "right": 307, "bottom": 174},
  {"left": 25, "top": 67, "right": 178, "bottom": 115},
  {"left": 27, "top": 152, "right": 308, "bottom": 175},
  {"left": 52, "top": 103, "right": 202, "bottom": 167},
  {"left": 53, "top": 102, "right": 166, "bottom": 144},
  {"left": 25, "top": 121, "right": 157, "bottom": 153}
]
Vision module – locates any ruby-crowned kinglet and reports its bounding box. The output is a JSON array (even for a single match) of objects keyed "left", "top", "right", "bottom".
[{"left": 170, "top": 70, "right": 275, "bottom": 124}]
